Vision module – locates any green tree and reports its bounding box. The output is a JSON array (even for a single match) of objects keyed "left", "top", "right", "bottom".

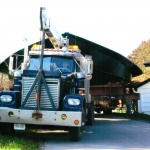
[{"left": 128, "top": 40, "right": 150, "bottom": 82}]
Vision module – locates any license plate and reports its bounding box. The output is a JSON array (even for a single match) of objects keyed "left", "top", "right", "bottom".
[{"left": 14, "top": 124, "right": 26, "bottom": 130}]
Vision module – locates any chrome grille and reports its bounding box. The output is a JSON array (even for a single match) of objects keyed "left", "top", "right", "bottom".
[{"left": 22, "top": 77, "right": 60, "bottom": 109}]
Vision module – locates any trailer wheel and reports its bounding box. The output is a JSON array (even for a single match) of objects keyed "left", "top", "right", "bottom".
[
  {"left": 0, "top": 123, "right": 15, "bottom": 136},
  {"left": 69, "top": 126, "right": 82, "bottom": 141}
]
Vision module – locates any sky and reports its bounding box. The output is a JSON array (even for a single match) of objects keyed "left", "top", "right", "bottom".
[{"left": 0, "top": 0, "right": 150, "bottom": 63}]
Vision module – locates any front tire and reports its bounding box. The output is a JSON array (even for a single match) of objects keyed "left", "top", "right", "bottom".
[
  {"left": 86, "top": 101, "right": 94, "bottom": 125},
  {"left": 0, "top": 123, "right": 15, "bottom": 136},
  {"left": 69, "top": 126, "right": 82, "bottom": 141}
]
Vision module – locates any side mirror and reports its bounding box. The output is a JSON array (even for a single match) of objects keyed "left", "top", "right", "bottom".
[
  {"left": 85, "top": 55, "right": 93, "bottom": 79},
  {"left": 8, "top": 56, "right": 14, "bottom": 77},
  {"left": 9, "top": 56, "right": 14, "bottom": 72}
]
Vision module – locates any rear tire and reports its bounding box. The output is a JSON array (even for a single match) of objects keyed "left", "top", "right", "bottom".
[
  {"left": 103, "top": 109, "right": 112, "bottom": 114},
  {"left": 69, "top": 126, "right": 82, "bottom": 141}
]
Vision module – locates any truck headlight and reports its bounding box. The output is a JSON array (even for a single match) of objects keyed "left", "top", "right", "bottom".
[
  {"left": 0, "top": 95, "right": 12, "bottom": 102},
  {"left": 63, "top": 94, "right": 83, "bottom": 111},
  {"left": 68, "top": 98, "right": 80, "bottom": 106}
]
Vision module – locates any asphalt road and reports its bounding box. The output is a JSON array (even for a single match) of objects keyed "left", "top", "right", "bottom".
[{"left": 39, "top": 114, "right": 150, "bottom": 150}]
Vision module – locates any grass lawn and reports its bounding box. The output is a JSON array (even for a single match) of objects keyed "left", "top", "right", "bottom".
[
  {"left": 130, "top": 113, "right": 150, "bottom": 122},
  {"left": 0, "top": 130, "right": 40, "bottom": 150}
]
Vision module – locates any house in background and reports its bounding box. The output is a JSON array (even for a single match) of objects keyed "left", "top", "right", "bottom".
[{"left": 134, "top": 79, "right": 150, "bottom": 115}]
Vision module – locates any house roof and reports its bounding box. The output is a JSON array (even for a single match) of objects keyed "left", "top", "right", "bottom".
[
  {"left": 134, "top": 78, "right": 150, "bottom": 90},
  {"left": 144, "top": 61, "right": 150, "bottom": 67}
]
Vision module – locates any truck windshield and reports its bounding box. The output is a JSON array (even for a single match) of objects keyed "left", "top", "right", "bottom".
[{"left": 28, "top": 56, "right": 74, "bottom": 73}]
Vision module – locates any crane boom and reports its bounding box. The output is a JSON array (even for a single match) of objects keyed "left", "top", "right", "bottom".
[{"left": 40, "top": 7, "right": 68, "bottom": 50}]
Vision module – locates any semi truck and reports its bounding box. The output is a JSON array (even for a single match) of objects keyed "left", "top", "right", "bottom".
[{"left": 0, "top": 7, "right": 94, "bottom": 141}]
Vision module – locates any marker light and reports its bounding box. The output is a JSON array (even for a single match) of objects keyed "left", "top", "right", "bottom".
[
  {"left": 68, "top": 45, "right": 80, "bottom": 53},
  {"left": 74, "top": 120, "right": 79, "bottom": 125},
  {"left": 8, "top": 111, "right": 14, "bottom": 117},
  {"left": 31, "top": 44, "right": 41, "bottom": 51},
  {"left": 78, "top": 90, "right": 83, "bottom": 95},
  {"left": 61, "top": 114, "right": 67, "bottom": 120},
  {"left": 68, "top": 45, "right": 79, "bottom": 50}
]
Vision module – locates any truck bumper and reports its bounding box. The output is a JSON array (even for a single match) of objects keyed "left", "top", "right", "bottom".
[{"left": 0, "top": 107, "right": 82, "bottom": 127}]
